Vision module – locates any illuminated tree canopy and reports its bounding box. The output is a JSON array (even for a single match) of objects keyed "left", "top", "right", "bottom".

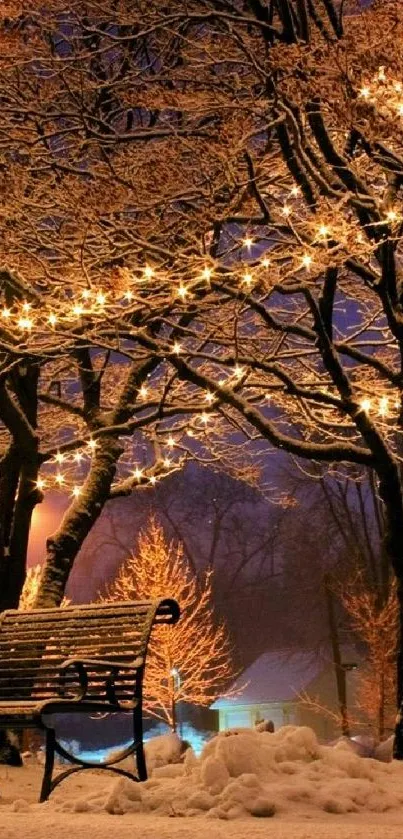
[{"left": 2, "top": 1, "right": 403, "bottom": 756}]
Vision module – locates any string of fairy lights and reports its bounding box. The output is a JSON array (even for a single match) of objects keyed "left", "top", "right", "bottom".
[{"left": 1, "top": 66, "right": 403, "bottom": 499}]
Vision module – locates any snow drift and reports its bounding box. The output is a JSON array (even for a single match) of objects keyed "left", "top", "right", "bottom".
[{"left": 39, "top": 725, "right": 403, "bottom": 819}]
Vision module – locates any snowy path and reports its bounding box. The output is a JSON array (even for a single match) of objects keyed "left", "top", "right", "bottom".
[{"left": 3, "top": 811, "right": 403, "bottom": 839}]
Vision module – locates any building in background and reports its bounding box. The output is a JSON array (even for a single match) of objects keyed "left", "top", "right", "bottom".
[{"left": 212, "top": 649, "right": 360, "bottom": 741}]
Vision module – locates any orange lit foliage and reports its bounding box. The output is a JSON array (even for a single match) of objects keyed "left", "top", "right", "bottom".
[
  {"left": 103, "top": 518, "right": 235, "bottom": 729},
  {"left": 341, "top": 575, "right": 398, "bottom": 738}
]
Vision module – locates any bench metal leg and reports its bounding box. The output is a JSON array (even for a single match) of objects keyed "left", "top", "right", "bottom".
[
  {"left": 134, "top": 707, "right": 147, "bottom": 781},
  {"left": 40, "top": 728, "right": 55, "bottom": 803}
]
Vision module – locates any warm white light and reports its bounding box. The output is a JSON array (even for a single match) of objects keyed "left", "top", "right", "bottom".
[
  {"left": 261, "top": 257, "right": 270, "bottom": 268},
  {"left": 149, "top": 475, "right": 157, "bottom": 485},
  {"left": 202, "top": 266, "right": 212, "bottom": 282},
  {"left": 36, "top": 478, "right": 46, "bottom": 490},
  {"left": 290, "top": 186, "right": 300, "bottom": 197},
  {"left": 205, "top": 392, "right": 214, "bottom": 404},
  {"left": 143, "top": 266, "right": 154, "bottom": 279},
  {"left": 22, "top": 302, "right": 31, "bottom": 312},
  {"left": 397, "top": 103, "right": 403, "bottom": 117},
  {"left": 55, "top": 473, "right": 65, "bottom": 485},
  {"left": 177, "top": 285, "right": 188, "bottom": 300},
  {"left": 87, "top": 438, "right": 97, "bottom": 451},
  {"left": 124, "top": 289, "right": 133, "bottom": 300},
  {"left": 48, "top": 313, "right": 57, "bottom": 326},
  {"left": 282, "top": 205, "right": 291, "bottom": 217},
  {"left": 318, "top": 224, "right": 329, "bottom": 238},
  {"left": 139, "top": 385, "right": 148, "bottom": 398},
  {"left": 167, "top": 435, "right": 175, "bottom": 448},
  {"left": 163, "top": 458, "right": 171, "bottom": 468},
  {"left": 72, "top": 304, "right": 84, "bottom": 317},
  {"left": 242, "top": 272, "right": 253, "bottom": 287},
  {"left": 82, "top": 289, "right": 91, "bottom": 300},
  {"left": 243, "top": 237, "right": 253, "bottom": 249},
  {"left": 379, "top": 396, "right": 389, "bottom": 417},
  {"left": 72, "top": 486, "right": 81, "bottom": 498},
  {"left": 55, "top": 452, "right": 64, "bottom": 464},
  {"left": 386, "top": 210, "right": 398, "bottom": 223},
  {"left": 234, "top": 364, "right": 244, "bottom": 379},
  {"left": 133, "top": 467, "right": 143, "bottom": 480},
  {"left": 1, "top": 308, "right": 11, "bottom": 319},
  {"left": 74, "top": 452, "right": 83, "bottom": 463},
  {"left": 17, "top": 317, "right": 33, "bottom": 330},
  {"left": 301, "top": 254, "right": 313, "bottom": 269},
  {"left": 360, "top": 398, "right": 371, "bottom": 413},
  {"left": 359, "top": 86, "right": 370, "bottom": 99},
  {"left": 96, "top": 291, "right": 106, "bottom": 305},
  {"left": 200, "top": 412, "right": 209, "bottom": 425},
  {"left": 173, "top": 341, "right": 182, "bottom": 355}
]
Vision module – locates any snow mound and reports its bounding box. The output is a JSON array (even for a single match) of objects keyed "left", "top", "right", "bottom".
[{"left": 45, "top": 726, "right": 403, "bottom": 820}]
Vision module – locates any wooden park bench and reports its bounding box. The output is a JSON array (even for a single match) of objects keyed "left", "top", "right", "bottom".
[{"left": 0, "top": 598, "right": 180, "bottom": 802}]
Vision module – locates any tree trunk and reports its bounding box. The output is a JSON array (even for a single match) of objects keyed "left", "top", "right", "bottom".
[
  {"left": 324, "top": 575, "right": 350, "bottom": 737},
  {"left": 34, "top": 437, "right": 124, "bottom": 608}
]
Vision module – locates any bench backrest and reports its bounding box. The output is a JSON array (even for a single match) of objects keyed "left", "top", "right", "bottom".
[{"left": 0, "top": 598, "right": 180, "bottom": 704}]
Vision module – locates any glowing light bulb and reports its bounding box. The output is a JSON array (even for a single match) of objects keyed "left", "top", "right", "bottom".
[
  {"left": 234, "top": 364, "right": 244, "bottom": 379},
  {"left": 48, "top": 313, "right": 57, "bottom": 326},
  {"left": 242, "top": 272, "right": 253, "bottom": 287},
  {"left": 173, "top": 341, "right": 182, "bottom": 355},
  {"left": 290, "top": 186, "right": 300, "bottom": 197},
  {"left": 261, "top": 257, "right": 270, "bottom": 268},
  {"left": 96, "top": 291, "right": 106, "bottom": 305},
  {"left": 177, "top": 285, "right": 188, "bottom": 300},
  {"left": 318, "top": 224, "right": 329, "bottom": 238},
  {"left": 243, "top": 237, "right": 253, "bottom": 249},
  {"left": 55, "top": 452, "right": 64, "bottom": 464},
  {"left": 386, "top": 209, "right": 398, "bottom": 223},
  {"left": 359, "top": 86, "right": 370, "bottom": 99},
  {"left": 149, "top": 475, "right": 157, "bottom": 485},
  {"left": 124, "top": 290, "right": 133, "bottom": 300},
  {"left": 17, "top": 317, "right": 33, "bottom": 330},
  {"left": 82, "top": 289, "right": 91, "bottom": 300},
  {"left": 143, "top": 266, "right": 154, "bottom": 279},
  {"left": 200, "top": 412, "right": 209, "bottom": 425},
  {"left": 1, "top": 308, "right": 11, "bottom": 319},
  {"left": 72, "top": 304, "right": 84, "bottom": 317},
  {"left": 379, "top": 396, "right": 389, "bottom": 417},
  {"left": 72, "top": 486, "right": 81, "bottom": 498},
  {"left": 139, "top": 385, "right": 148, "bottom": 398},
  {"left": 360, "top": 398, "right": 371, "bottom": 413},
  {"left": 164, "top": 458, "right": 171, "bottom": 468},
  {"left": 74, "top": 452, "right": 83, "bottom": 463},
  {"left": 282, "top": 205, "right": 291, "bottom": 217},
  {"left": 36, "top": 478, "right": 46, "bottom": 490},
  {"left": 167, "top": 436, "right": 175, "bottom": 448},
  {"left": 133, "top": 467, "right": 143, "bottom": 480},
  {"left": 22, "top": 302, "right": 31, "bottom": 312},
  {"left": 205, "top": 392, "right": 214, "bottom": 404},
  {"left": 301, "top": 254, "right": 313, "bottom": 270},
  {"left": 55, "top": 473, "right": 65, "bottom": 485},
  {"left": 202, "top": 266, "right": 212, "bottom": 282},
  {"left": 87, "top": 438, "right": 97, "bottom": 451}
]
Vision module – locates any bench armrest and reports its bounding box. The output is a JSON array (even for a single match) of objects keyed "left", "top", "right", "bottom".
[
  {"left": 59, "top": 659, "right": 89, "bottom": 700},
  {"left": 59, "top": 657, "right": 144, "bottom": 705},
  {"left": 64, "top": 657, "right": 144, "bottom": 671}
]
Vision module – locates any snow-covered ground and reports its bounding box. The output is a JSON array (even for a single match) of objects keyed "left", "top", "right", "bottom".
[{"left": 2, "top": 726, "right": 403, "bottom": 839}]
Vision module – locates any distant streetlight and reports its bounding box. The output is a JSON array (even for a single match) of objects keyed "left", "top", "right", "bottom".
[{"left": 170, "top": 667, "right": 183, "bottom": 736}]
